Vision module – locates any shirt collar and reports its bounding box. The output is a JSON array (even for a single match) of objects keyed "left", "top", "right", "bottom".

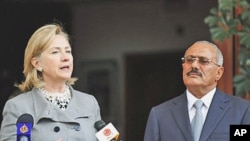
[{"left": 187, "top": 88, "right": 216, "bottom": 110}]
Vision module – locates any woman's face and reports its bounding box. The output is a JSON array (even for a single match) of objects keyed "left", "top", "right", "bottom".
[{"left": 38, "top": 34, "right": 73, "bottom": 84}]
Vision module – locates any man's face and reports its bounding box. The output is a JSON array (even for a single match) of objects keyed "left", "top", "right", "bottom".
[{"left": 182, "top": 42, "right": 224, "bottom": 90}]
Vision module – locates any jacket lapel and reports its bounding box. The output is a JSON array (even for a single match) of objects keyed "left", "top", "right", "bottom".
[
  {"left": 199, "top": 90, "right": 230, "bottom": 141},
  {"left": 171, "top": 94, "right": 194, "bottom": 141},
  {"left": 31, "top": 88, "right": 55, "bottom": 122},
  {"left": 31, "top": 87, "right": 90, "bottom": 124}
]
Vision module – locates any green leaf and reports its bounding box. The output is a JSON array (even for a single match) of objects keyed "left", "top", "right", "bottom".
[
  {"left": 210, "top": 28, "right": 231, "bottom": 41},
  {"left": 239, "top": 0, "right": 250, "bottom": 7},
  {"left": 219, "top": 0, "right": 235, "bottom": 10},
  {"left": 241, "top": 10, "right": 250, "bottom": 19},
  {"left": 210, "top": 7, "right": 218, "bottom": 15},
  {"left": 239, "top": 66, "right": 248, "bottom": 74},
  {"left": 233, "top": 74, "right": 246, "bottom": 83},
  {"left": 233, "top": 74, "right": 250, "bottom": 97},
  {"left": 239, "top": 32, "right": 250, "bottom": 45},
  {"left": 204, "top": 16, "right": 220, "bottom": 27}
]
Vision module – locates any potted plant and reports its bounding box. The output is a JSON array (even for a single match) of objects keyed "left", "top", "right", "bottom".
[{"left": 204, "top": 0, "right": 250, "bottom": 99}]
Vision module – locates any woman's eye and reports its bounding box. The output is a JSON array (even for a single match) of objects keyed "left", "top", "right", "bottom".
[{"left": 52, "top": 51, "right": 58, "bottom": 54}]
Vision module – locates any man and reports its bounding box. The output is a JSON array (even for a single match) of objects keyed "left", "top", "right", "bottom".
[{"left": 144, "top": 40, "right": 250, "bottom": 141}]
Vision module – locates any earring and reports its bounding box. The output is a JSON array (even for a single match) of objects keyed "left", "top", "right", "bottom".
[{"left": 37, "top": 67, "right": 43, "bottom": 72}]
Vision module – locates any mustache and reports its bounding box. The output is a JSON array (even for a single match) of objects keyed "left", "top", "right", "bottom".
[{"left": 187, "top": 68, "right": 202, "bottom": 77}]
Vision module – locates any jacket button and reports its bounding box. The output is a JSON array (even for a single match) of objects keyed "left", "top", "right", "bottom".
[
  {"left": 74, "top": 125, "right": 81, "bottom": 131},
  {"left": 54, "top": 126, "right": 60, "bottom": 132}
]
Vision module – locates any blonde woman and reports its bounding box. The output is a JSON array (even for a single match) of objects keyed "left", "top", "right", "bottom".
[{"left": 0, "top": 23, "right": 101, "bottom": 141}]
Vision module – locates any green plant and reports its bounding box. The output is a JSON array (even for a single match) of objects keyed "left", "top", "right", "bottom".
[{"left": 204, "top": 0, "right": 250, "bottom": 98}]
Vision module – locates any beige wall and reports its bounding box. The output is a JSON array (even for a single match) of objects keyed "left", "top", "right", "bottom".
[{"left": 71, "top": 0, "right": 217, "bottom": 139}]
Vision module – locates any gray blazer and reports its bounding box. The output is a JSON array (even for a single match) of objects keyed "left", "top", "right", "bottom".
[
  {"left": 144, "top": 89, "right": 250, "bottom": 141},
  {"left": 0, "top": 86, "right": 101, "bottom": 141}
]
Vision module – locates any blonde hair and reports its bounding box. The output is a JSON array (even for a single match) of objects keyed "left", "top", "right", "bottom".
[{"left": 17, "top": 23, "right": 77, "bottom": 92}]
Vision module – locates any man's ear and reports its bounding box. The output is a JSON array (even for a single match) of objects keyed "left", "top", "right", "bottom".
[{"left": 216, "top": 66, "right": 224, "bottom": 81}]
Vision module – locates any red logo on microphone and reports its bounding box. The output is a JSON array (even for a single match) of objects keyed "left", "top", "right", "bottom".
[{"left": 103, "top": 128, "right": 111, "bottom": 136}]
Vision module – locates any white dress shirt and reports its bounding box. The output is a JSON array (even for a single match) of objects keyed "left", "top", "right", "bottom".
[{"left": 187, "top": 88, "right": 216, "bottom": 123}]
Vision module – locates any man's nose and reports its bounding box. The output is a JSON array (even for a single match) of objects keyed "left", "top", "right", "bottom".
[{"left": 191, "top": 58, "right": 200, "bottom": 66}]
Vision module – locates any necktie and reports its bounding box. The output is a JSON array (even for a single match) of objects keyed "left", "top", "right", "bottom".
[{"left": 191, "top": 100, "right": 204, "bottom": 141}]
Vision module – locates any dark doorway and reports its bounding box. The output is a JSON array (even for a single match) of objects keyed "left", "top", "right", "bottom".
[{"left": 125, "top": 51, "right": 186, "bottom": 141}]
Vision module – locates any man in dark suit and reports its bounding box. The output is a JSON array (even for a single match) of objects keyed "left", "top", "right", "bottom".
[{"left": 144, "top": 40, "right": 250, "bottom": 141}]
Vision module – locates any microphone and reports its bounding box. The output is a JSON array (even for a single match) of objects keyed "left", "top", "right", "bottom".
[
  {"left": 16, "top": 113, "right": 34, "bottom": 141},
  {"left": 94, "top": 120, "right": 120, "bottom": 141}
]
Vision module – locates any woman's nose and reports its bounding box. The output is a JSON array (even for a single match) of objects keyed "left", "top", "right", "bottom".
[{"left": 61, "top": 53, "right": 70, "bottom": 61}]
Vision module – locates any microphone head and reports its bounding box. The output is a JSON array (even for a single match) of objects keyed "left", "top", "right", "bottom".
[
  {"left": 16, "top": 113, "right": 34, "bottom": 127},
  {"left": 95, "top": 122, "right": 120, "bottom": 141},
  {"left": 94, "top": 120, "right": 106, "bottom": 131}
]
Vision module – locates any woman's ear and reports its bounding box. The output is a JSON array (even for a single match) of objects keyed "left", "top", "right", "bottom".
[{"left": 31, "top": 57, "right": 42, "bottom": 72}]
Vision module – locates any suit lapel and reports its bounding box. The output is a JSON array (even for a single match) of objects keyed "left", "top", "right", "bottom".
[
  {"left": 32, "top": 88, "right": 83, "bottom": 123},
  {"left": 31, "top": 88, "right": 54, "bottom": 122},
  {"left": 171, "top": 94, "right": 194, "bottom": 141},
  {"left": 200, "top": 90, "right": 230, "bottom": 141}
]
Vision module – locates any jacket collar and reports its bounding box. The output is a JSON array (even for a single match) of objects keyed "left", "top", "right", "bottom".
[
  {"left": 199, "top": 89, "right": 230, "bottom": 141},
  {"left": 31, "top": 86, "right": 91, "bottom": 124},
  {"left": 171, "top": 94, "right": 194, "bottom": 141},
  {"left": 170, "top": 89, "right": 230, "bottom": 141}
]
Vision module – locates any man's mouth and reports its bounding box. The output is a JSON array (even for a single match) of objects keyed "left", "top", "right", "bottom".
[{"left": 187, "top": 71, "right": 202, "bottom": 77}]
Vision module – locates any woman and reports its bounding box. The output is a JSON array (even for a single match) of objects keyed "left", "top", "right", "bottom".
[{"left": 0, "top": 23, "right": 101, "bottom": 141}]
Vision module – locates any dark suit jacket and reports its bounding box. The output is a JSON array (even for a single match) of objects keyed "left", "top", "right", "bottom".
[{"left": 144, "top": 89, "right": 250, "bottom": 141}]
